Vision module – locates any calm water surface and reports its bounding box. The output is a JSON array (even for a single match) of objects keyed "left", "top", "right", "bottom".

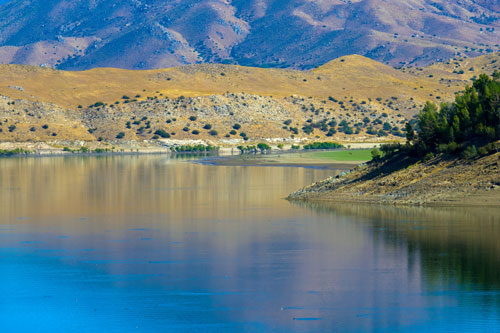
[{"left": 0, "top": 155, "right": 500, "bottom": 332}]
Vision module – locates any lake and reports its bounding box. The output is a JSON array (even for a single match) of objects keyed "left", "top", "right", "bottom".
[{"left": 1, "top": 155, "right": 499, "bottom": 332}]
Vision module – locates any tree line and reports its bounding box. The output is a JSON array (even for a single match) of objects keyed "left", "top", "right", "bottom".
[{"left": 377, "top": 72, "right": 500, "bottom": 160}]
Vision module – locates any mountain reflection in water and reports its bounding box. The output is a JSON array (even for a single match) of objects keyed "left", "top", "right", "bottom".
[{"left": 0, "top": 156, "right": 499, "bottom": 332}]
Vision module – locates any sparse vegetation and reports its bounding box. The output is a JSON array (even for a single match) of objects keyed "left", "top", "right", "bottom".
[
  {"left": 173, "top": 145, "right": 218, "bottom": 152},
  {"left": 0, "top": 148, "right": 29, "bottom": 156},
  {"left": 303, "top": 142, "right": 343, "bottom": 150}
]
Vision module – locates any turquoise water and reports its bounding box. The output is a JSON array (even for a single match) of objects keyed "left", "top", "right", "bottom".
[{"left": 0, "top": 156, "right": 499, "bottom": 332}]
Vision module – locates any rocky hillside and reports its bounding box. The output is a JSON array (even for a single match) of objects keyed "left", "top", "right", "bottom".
[
  {"left": 0, "top": 0, "right": 499, "bottom": 70},
  {"left": 0, "top": 53, "right": 499, "bottom": 144}
]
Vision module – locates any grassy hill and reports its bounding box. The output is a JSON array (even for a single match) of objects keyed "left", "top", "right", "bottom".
[{"left": 0, "top": 53, "right": 499, "bottom": 144}]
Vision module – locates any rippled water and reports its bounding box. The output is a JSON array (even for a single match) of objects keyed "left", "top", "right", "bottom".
[{"left": 1, "top": 155, "right": 499, "bottom": 332}]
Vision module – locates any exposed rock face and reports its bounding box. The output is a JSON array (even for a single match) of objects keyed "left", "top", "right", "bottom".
[{"left": 0, "top": 0, "right": 499, "bottom": 70}]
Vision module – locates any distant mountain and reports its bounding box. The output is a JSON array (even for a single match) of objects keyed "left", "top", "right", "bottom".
[{"left": 0, "top": 0, "right": 499, "bottom": 70}]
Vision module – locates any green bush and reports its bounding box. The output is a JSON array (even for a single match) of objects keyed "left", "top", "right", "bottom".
[
  {"left": 154, "top": 129, "right": 170, "bottom": 138},
  {"left": 303, "top": 142, "right": 343, "bottom": 150},
  {"left": 302, "top": 125, "right": 314, "bottom": 135},
  {"left": 371, "top": 148, "right": 382, "bottom": 160},
  {"left": 174, "top": 145, "right": 219, "bottom": 152},
  {"left": 116, "top": 132, "right": 125, "bottom": 139},
  {"left": 257, "top": 143, "right": 271, "bottom": 152},
  {"left": 0, "top": 148, "right": 29, "bottom": 156},
  {"left": 478, "top": 147, "right": 488, "bottom": 156},
  {"left": 462, "top": 145, "right": 478, "bottom": 159}
]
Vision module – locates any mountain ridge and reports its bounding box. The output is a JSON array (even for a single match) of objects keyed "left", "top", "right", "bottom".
[{"left": 0, "top": 0, "right": 499, "bottom": 70}]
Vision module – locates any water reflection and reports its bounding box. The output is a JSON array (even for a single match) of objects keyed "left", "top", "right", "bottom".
[{"left": 0, "top": 156, "right": 499, "bottom": 331}]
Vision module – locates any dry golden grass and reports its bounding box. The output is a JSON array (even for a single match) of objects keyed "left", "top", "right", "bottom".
[
  {"left": 1, "top": 54, "right": 497, "bottom": 109},
  {"left": 0, "top": 53, "right": 499, "bottom": 143}
]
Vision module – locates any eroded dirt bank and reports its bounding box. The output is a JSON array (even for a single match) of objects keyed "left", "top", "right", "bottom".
[{"left": 288, "top": 153, "right": 500, "bottom": 207}]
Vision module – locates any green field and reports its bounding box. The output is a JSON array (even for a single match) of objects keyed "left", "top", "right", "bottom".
[{"left": 305, "top": 149, "right": 372, "bottom": 162}]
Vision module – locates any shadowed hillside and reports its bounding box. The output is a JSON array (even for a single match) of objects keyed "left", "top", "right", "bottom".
[{"left": 0, "top": 0, "right": 499, "bottom": 70}]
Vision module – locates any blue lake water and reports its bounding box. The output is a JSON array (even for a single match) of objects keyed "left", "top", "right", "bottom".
[{"left": 0, "top": 155, "right": 500, "bottom": 332}]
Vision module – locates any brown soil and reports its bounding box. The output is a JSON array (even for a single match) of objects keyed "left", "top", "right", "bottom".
[{"left": 288, "top": 152, "right": 500, "bottom": 207}]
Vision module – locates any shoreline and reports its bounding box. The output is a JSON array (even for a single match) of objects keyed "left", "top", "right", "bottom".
[
  {"left": 0, "top": 140, "right": 378, "bottom": 161},
  {"left": 288, "top": 152, "right": 500, "bottom": 207}
]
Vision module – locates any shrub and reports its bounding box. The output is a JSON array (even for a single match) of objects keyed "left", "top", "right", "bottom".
[
  {"left": 183, "top": 127, "right": 189, "bottom": 132},
  {"left": 478, "top": 147, "right": 488, "bottom": 156},
  {"left": 303, "top": 142, "right": 343, "bottom": 150},
  {"left": 257, "top": 143, "right": 271, "bottom": 152},
  {"left": 203, "top": 124, "right": 212, "bottom": 130},
  {"left": 174, "top": 145, "right": 218, "bottom": 152},
  {"left": 189, "top": 116, "right": 197, "bottom": 121},
  {"left": 424, "top": 152, "right": 434, "bottom": 161},
  {"left": 42, "top": 124, "right": 49, "bottom": 129},
  {"left": 116, "top": 132, "right": 125, "bottom": 139},
  {"left": 192, "top": 130, "right": 200, "bottom": 135},
  {"left": 229, "top": 130, "right": 237, "bottom": 135},
  {"left": 8, "top": 125, "right": 16, "bottom": 132},
  {"left": 462, "top": 145, "right": 478, "bottom": 159},
  {"left": 233, "top": 123, "right": 241, "bottom": 130},
  {"left": 302, "top": 125, "right": 314, "bottom": 135},
  {"left": 209, "top": 130, "right": 218, "bottom": 136},
  {"left": 371, "top": 148, "right": 382, "bottom": 160},
  {"left": 154, "top": 129, "right": 170, "bottom": 138},
  {"left": 485, "top": 142, "right": 499, "bottom": 154}
]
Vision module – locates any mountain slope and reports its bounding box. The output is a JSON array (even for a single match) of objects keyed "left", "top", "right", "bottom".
[
  {"left": 0, "top": 0, "right": 499, "bottom": 70},
  {"left": 0, "top": 53, "right": 499, "bottom": 144}
]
